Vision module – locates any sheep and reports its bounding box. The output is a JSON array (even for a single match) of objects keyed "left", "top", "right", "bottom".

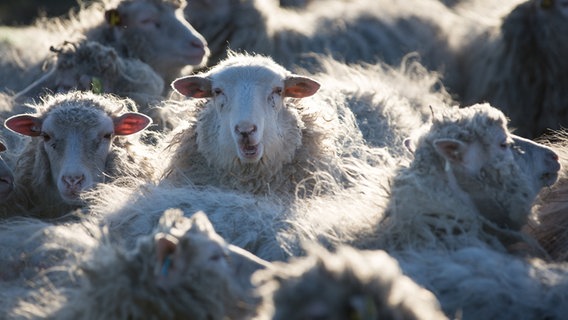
[
  {"left": 370, "top": 103, "right": 560, "bottom": 253},
  {"left": 396, "top": 246, "right": 568, "bottom": 320},
  {"left": 2, "top": 91, "right": 154, "bottom": 219},
  {"left": 0, "top": 0, "right": 209, "bottom": 95},
  {"left": 13, "top": 209, "right": 270, "bottom": 319},
  {"left": 184, "top": 0, "right": 457, "bottom": 72},
  {"left": 252, "top": 243, "right": 448, "bottom": 320},
  {"left": 449, "top": 0, "right": 568, "bottom": 138},
  {"left": 164, "top": 52, "right": 379, "bottom": 196}
]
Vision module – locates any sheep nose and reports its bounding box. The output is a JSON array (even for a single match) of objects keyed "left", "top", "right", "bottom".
[
  {"left": 235, "top": 124, "right": 257, "bottom": 138},
  {"left": 62, "top": 174, "right": 85, "bottom": 189},
  {"left": 191, "top": 39, "right": 205, "bottom": 49}
]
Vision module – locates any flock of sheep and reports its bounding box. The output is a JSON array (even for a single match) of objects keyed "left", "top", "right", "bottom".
[{"left": 1, "top": 0, "right": 568, "bottom": 318}]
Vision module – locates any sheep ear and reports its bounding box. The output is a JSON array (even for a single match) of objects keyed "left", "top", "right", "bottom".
[
  {"left": 284, "top": 76, "right": 320, "bottom": 98},
  {"left": 105, "top": 9, "right": 123, "bottom": 27},
  {"left": 171, "top": 76, "right": 213, "bottom": 98},
  {"left": 154, "top": 233, "right": 179, "bottom": 284},
  {"left": 113, "top": 113, "right": 152, "bottom": 135},
  {"left": 4, "top": 115, "right": 42, "bottom": 137},
  {"left": 434, "top": 138, "right": 467, "bottom": 163}
]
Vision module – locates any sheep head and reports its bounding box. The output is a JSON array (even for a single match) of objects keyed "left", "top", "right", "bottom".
[
  {"left": 414, "top": 103, "right": 537, "bottom": 230},
  {"left": 172, "top": 54, "right": 320, "bottom": 170},
  {"left": 5, "top": 92, "right": 151, "bottom": 205},
  {"left": 103, "top": 0, "right": 210, "bottom": 82}
]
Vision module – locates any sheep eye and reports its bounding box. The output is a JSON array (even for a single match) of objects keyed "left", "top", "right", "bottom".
[
  {"left": 541, "top": 0, "right": 553, "bottom": 9},
  {"left": 41, "top": 133, "right": 51, "bottom": 142},
  {"left": 141, "top": 18, "right": 161, "bottom": 28},
  {"left": 273, "top": 87, "right": 283, "bottom": 96},
  {"left": 500, "top": 141, "right": 510, "bottom": 149},
  {"left": 213, "top": 88, "right": 223, "bottom": 96},
  {"left": 103, "top": 133, "right": 112, "bottom": 140}
]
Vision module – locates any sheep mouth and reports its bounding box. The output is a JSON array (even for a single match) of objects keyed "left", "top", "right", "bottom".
[
  {"left": 541, "top": 171, "right": 559, "bottom": 187},
  {"left": 238, "top": 142, "right": 263, "bottom": 162}
]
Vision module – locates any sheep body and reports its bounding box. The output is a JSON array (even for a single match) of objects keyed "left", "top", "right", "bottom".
[
  {"left": 185, "top": 0, "right": 457, "bottom": 72},
  {"left": 397, "top": 246, "right": 568, "bottom": 319},
  {"left": 451, "top": 0, "right": 568, "bottom": 138},
  {"left": 253, "top": 243, "right": 448, "bottom": 320},
  {"left": 13, "top": 209, "right": 268, "bottom": 319}
]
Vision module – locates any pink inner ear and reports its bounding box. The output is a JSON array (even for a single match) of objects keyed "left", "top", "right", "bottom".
[
  {"left": 4, "top": 115, "right": 42, "bottom": 137},
  {"left": 114, "top": 113, "right": 151, "bottom": 135},
  {"left": 171, "top": 77, "right": 212, "bottom": 98},
  {"left": 284, "top": 76, "right": 321, "bottom": 98}
]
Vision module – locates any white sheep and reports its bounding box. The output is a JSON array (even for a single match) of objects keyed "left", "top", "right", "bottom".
[
  {"left": 2, "top": 91, "right": 154, "bottom": 219},
  {"left": 252, "top": 243, "right": 448, "bottom": 320},
  {"left": 184, "top": 0, "right": 457, "bottom": 72},
  {"left": 370, "top": 103, "right": 560, "bottom": 253},
  {"left": 449, "top": 0, "right": 568, "bottom": 138},
  {"left": 0, "top": 0, "right": 209, "bottom": 95},
  {"left": 12, "top": 209, "right": 270, "bottom": 319},
  {"left": 165, "top": 52, "right": 378, "bottom": 196}
]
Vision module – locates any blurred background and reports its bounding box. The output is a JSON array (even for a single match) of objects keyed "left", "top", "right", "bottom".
[{"left": 0, "top": 0, "right": 78, "bottom": 25}]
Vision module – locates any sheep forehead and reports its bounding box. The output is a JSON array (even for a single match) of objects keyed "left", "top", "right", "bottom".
[
  {"left": 43, "top": 105, "right": 113, "bottom": 133},
  {"left": 211, "top": 66, "right": 287, "bottom": 90},
  {"left": 211, "top": 54, "right": 289, "bottom": 81},
  {"left": 430, "top": 104, "right": 510, "bottom": 143}
]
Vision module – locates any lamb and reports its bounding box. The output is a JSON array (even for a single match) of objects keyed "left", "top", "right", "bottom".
[
  {"left": 449, "top": 0, "right": 568, "bottom": 138},
  {"left": 2, "top": 91, "right": 154, "bottom": 219},
  {"left": 0, "top": 0, "right": 209, "bottom": 95},
  {"left": 13, "top": 209, "right": 270, "bottom": 319},
  {"left": 370, "top": 103, "right": 560, "bottom": 253},
  {"left": 184, "top": 0, "right": 457, "bottom": 72},
  {"left": 252, "top": 243, "right": 448, "bottom": 320},
  {"left": 164, "top": 52, "right": 378, "bottom": 196}
]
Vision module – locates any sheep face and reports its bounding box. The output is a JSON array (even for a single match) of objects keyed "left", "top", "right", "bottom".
[
  {"left": 0, "top": 142, "right": 14, "bottom": 201},
  {"left": 5, "top": 100, "right": 150, "bottom": 205},
  {"left": 106, "top": 0, "right": 209, "bottom": 80},
  {"left": 172, "top": 57, "right": 320, "bottom": 169},
  {"left": 511, "top": 134, "right": 560, "bottom": 198}
]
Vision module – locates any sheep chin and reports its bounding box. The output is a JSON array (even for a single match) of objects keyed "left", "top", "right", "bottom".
[
  {"left": 59, "top": 190, "right": 86, "bottom": 206},
  {"left": 237, "top": 142, "right": 263, "bottom": 163}
]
